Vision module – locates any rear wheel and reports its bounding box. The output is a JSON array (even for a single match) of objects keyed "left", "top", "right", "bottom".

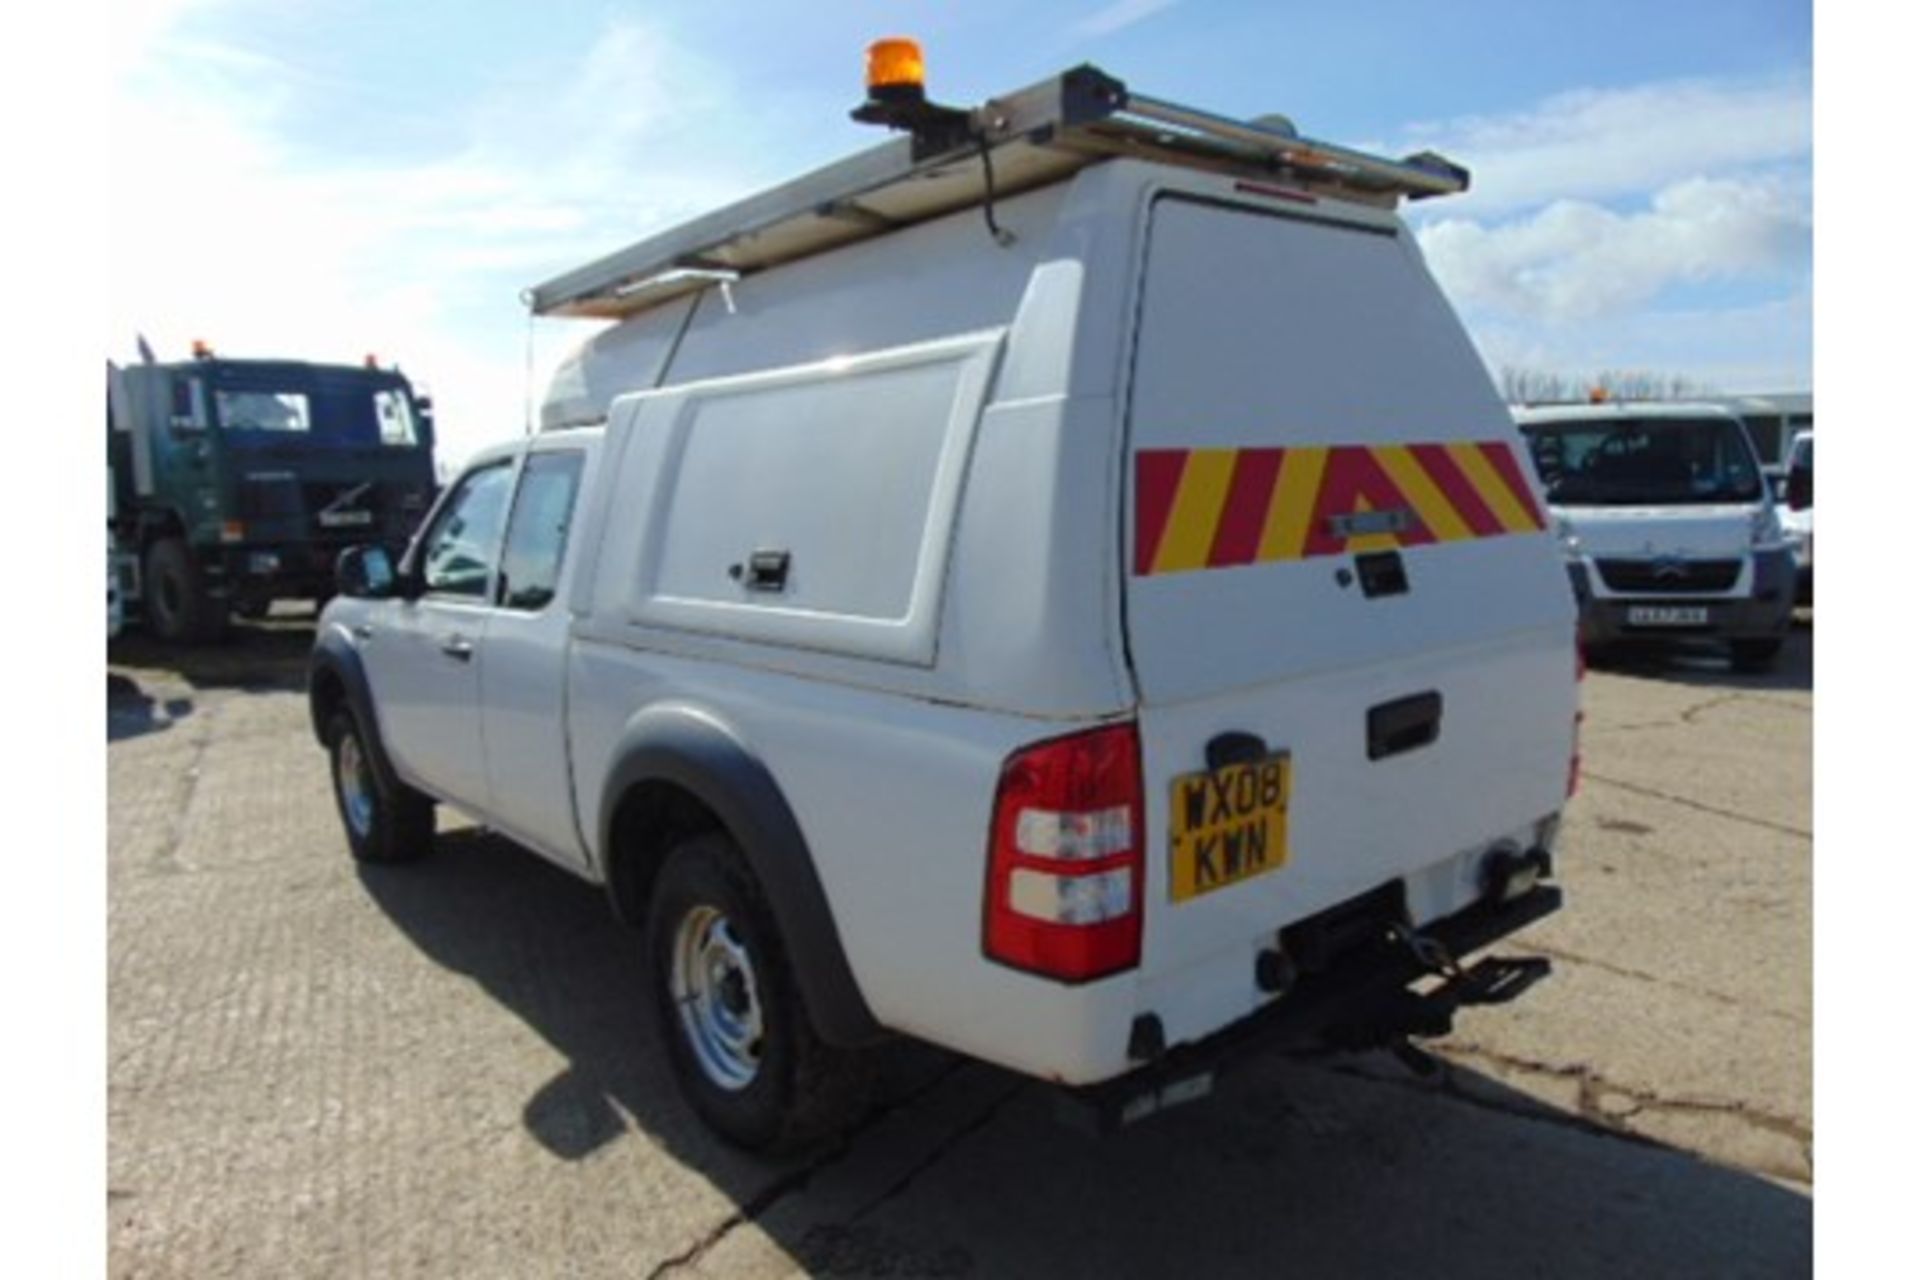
[
  {"left": 645, "top": 832, "right": 871, "bottom": 1152},
  {"left": 1731, "top": 638, "right": 1783, "bottom": 673},
  {"left": 144, "top": 537, "right": 226, "bottom": 643},
  {"left": 326, "top": 709, "right": 435, "bottom": 863}
]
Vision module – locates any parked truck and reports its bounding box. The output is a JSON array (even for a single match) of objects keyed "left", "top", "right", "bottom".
[{"left": 108, "top": 346, "right": 438, "bottom": 640}]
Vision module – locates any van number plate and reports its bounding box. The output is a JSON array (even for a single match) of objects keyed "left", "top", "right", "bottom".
[
  {"left": 1169, "top": 755, "right": 1291, "bottom": 903},
  {"left": 1626, "top": 605, "right": 1708, "bottom": 627}
]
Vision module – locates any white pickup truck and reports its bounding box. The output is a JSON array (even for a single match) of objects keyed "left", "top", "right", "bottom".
[{"left": 309, "top": 58, "right": 1578, "bottom": 1151}]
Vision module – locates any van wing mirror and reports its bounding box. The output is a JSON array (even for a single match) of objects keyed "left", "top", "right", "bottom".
[{"left": 337, "top": 545, "right": 403, "bottom": 599}]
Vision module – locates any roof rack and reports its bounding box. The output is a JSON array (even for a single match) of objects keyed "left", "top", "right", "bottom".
[{"left": 529, "top": 64, "right": 1468, "bottom": 320}]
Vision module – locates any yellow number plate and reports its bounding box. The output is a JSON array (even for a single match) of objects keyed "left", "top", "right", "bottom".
[{"left": 1169, "top": 755, "right": 1291, "bottom": 902}]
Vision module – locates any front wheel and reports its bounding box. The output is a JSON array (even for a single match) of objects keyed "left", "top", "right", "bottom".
[
  {"left": 144, "top": 537, "right": 226, "bottom": 643},
  {"left": 645, "top": 833, "right": 871, "bottom": 1152},
  {"left": 326, "top": 710, "right": 435, "bottom": 863}
]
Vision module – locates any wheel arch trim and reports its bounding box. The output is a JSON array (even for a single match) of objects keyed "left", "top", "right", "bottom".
[
  {"left": 309, "top": 628, "right": 405, "bottom": 796},
  {"left": 598, "top": 705, "right": 883, "bottom": 1048}
]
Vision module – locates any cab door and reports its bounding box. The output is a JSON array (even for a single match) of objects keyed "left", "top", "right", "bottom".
[
  {"left": 477, "top": 446, "right": 591, "bottom": 870},
  {"left": 366, "top": 459, "right": 515, "bottom": 807}
]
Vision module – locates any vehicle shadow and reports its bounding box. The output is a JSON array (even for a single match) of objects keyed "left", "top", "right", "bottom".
[
  {"left": 107, "top": 673, "right": 194, "bottom": 742},
  {"left": 107, "top": 613, "right": 317, "bottom": 694},
  {"left": 1589, "top": 612, "right": 1811, "bottom": 694},
  {"left": 359, "top": 828, "right": 1811, "bottom": 1278}
]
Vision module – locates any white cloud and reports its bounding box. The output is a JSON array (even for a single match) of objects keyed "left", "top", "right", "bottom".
[
  {"left": 1399, "top": 74, "right": 1810, "bottom": 218},
  {"left": 1393, "top": 73, "right": 1813, "bottom": 392},
  {"left": 109, "top": 14, "right": 763, "bottom": 465},
  {"left": 1072, "top": 0, "right": 1179, "bottom": 39},
  {"left": 1419, "top": 175, "right": 1810, "bottom": 323}
]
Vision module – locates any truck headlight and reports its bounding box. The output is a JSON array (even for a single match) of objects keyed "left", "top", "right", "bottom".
[{"left": 1750, "top": 505, "right": 1784, "bottom": 548}]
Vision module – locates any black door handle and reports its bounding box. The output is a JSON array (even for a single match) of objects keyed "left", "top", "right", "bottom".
[
  {"left": 1368, "top": 692, "right": 1442, "bottom": 761},
  {"left": 741, "top": 548, "right": 790, "bottom": 593}
]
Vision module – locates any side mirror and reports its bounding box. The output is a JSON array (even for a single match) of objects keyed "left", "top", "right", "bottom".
[
  {"left": 337, "top": 545, "right": 402, "bottom": 599},
  {"left": 1786, "top": 466, "right": 1812, "bottom": 512}
]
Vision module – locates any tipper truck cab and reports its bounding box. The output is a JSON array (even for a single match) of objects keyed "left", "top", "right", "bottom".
[
  {"left": 311, "top": 53, "right": 1579, "bottom": 1151},
  {"left": 109, "top": 349, "right": 438, "bottom": 640}
]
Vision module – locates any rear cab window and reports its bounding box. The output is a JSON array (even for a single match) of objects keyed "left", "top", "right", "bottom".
[{"left": 497, "top": 451, "right": 585, "bottom": 611}]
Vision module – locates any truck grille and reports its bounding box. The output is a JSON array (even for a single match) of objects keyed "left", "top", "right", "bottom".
[{"left": 1595, "top": 558, "right": 1742, "bottom": 594}]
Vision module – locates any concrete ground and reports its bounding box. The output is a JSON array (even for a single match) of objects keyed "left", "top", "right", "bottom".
[{"left": 107, "top": 615, "right": 1811, "bottom": 1278}]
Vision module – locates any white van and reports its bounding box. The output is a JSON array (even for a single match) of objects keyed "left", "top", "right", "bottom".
[
  {"left": 314, "top": 56, "right": 1579, "bottom": 1149},
  {"left": 1780, "top": 429, "right": 1813, "bottom": 602},
  {"left": 1514, "top": 402, "right": 1795, "bottom": 670}
]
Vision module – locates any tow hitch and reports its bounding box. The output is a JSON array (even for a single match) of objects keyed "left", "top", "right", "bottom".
[
  {"left": 1055, "top": 885, "right": 1561, "bottom": 1133},
  {"left": 1334, "top": 924, "right": 1552, "bottom": 1073}
]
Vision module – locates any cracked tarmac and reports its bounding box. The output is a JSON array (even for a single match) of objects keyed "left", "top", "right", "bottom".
[{"left": 107, "top": 615, "right": 1811, "bottom": 1277}]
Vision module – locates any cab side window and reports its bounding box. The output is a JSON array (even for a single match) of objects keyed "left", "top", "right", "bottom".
[
  {"left": 497, "top": 452, "right": 585, "bottom": 611},
  {"left": 420, "top": 463, "right": 514, "bottom": 598}
]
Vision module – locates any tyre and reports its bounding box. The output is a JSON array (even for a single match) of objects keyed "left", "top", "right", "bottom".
[
  {"left": 144, "top": 537, "right": 227, "bottom": 643},
  {"left": 325, "top": 709, "right": 435, "bottom": 863},
  {"left": 645, "top": 832, "right": 872, "bottom": 1152},
  {"left": 1731, "top": 638, "right": 1783, "bottom": 673}
]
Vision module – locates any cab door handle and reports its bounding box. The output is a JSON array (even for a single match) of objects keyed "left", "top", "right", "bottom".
[{"left": 440, "top": 636, "right": 475, "bottom": 662}]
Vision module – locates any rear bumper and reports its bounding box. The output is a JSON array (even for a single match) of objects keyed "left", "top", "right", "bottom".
[
  {"left": 1057, "top": 883, "right": 1562, "bottom": 1129},
  {"left": 1568, "top": 548, "right": 1796, "bottom": 644}
]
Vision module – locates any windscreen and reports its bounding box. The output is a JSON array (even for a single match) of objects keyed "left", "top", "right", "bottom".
[
  {"left": 211, "top": 371, "right": 425, "bottom": 449},
  {"left": 1521, "top": 417, "right": 1761, "bottom": 506}
]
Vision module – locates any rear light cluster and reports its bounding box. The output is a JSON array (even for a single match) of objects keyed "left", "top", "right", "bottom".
[
  {"left": 1569, "top": 636, "right": 1586, "bottom": 797},
  {"left": 984, "top": 723, "right": 1145, "bottom": 983}
]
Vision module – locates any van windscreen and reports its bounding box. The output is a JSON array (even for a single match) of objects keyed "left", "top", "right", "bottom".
[{"left": 1521, "top": 417, "right": 1761, "bottom": 506}]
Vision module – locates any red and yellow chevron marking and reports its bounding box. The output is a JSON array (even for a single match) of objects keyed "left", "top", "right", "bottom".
[{"left": 1134, "top": 440, "right": 1545, "bottom": 576}]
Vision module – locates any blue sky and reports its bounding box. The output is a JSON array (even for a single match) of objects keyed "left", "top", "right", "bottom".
[{"left": 110, "top": 0, "right": 1813, "bottom": 464}]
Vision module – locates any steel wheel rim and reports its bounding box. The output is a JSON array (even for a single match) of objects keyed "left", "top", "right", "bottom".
[
  {"left": 669, "top": 904, "right": 764, "bottom": 1091},
  {"left": 336, "top": 730, "right": 376, "bottom": 838}
]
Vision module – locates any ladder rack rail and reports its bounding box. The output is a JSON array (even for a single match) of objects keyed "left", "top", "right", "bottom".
[{"left": 529, "top": 64, "right": 1467, "bottom": 320}]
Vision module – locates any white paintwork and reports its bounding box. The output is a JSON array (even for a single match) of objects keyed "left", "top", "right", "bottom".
[
  {"left": 1779, "top": 430, "right": 1812, "bottom": 573},
  {"left": 1125, "top": 197, "right": 1573, "bottom": 1007},
  {"left": 477, "top": 438, "right": 600, "bottom": 871},
  {"left": 541, "top": 298, "right": 691, "bottom": 430},
  {"left": 605, "top": 332, "right": 1002, "bottom": 666},
  {"left": 327, "top": 156, "right": 1574, "bottom": 1086},
  {"left": 371, "top": 596, "right": 491, "bottom": 802}
]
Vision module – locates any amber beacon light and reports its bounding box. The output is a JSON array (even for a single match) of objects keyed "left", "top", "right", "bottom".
[{"left": 865, "top": 37, "right": 926, "bottom": 101}]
